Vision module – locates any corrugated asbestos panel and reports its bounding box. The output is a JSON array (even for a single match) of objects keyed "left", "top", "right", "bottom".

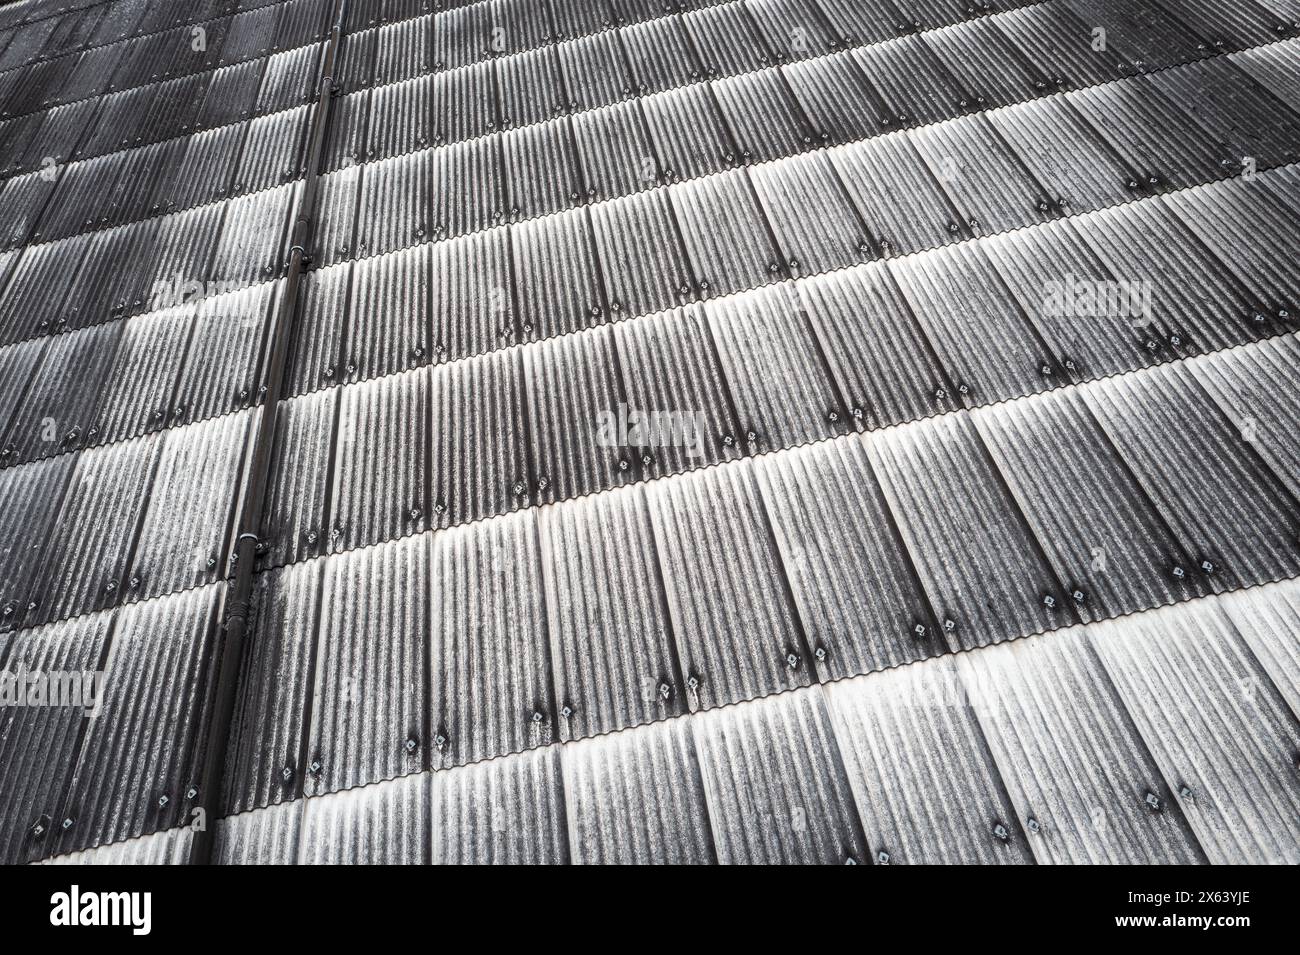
[
  {"left": 798, "top": 263, "right": 957, "bottom": 427},
  {"left": 430, "top": 136, "right": 501, "bottom": 240},
  {"left": 87, "top": 305, "right": 194, "bottom": 448},
  {"left": 195, "top": 60, "right": 266, "bottom": 129},
  {"left": 329, "top": 366, "right": 429, "bottom": 554},
  {"left": 924, "top": 17, "right": 1050, "bottom": 108},
  {"left": 557, "top": 30, "right": 628, "bottom": 113},
  {"left": 347, "top": 242, "right": 426, "bottom": 382},
  {"left": 547, "top": 0, "right": 608, "bottom": 42},
  {"left": 431, "top": 227, "right": 510, "bottom": 359},
  {"left": 748, "top": 150, "right": 869, "bottom": 276},
  {"left": 563, "top": 716, "right": 715, "bottom": 864},
  {"left": 692, "top": 687, "right": 867, "bottom": 864},
  {"left": 29, "top": 432, "right": 161, "bottom": 626},
  {"left": 1083, "top": 362, "right": 1300, "bottom": 590},
  {"left": 622, "top": 15, "right": 702, "bottom": 94},
  {"left": 572, "top": 99, "right": 657, "bottom": 202},
  {"left": 1164, "top": 172, "right": 1300, "bottom": 317},
  {"left": 0, "top": 612, "right": 111, "bottom": 864},
  {"left": 314, "top": 163, "right": 360, "bottom": 267},
  {"left": 497, "top": 45, "right": 564, "bottom": 130},
  {"left": 1093, "top": 600, "right": 1300, "bottom": 865},
  {"left": 0, "top": 237, "right": 84, "bottom": 345},
  {"left": 501, "top": 119, "right": 580, "bottom": 220},
  {"left": 1065, "top": 77, "right": 1233, "bottom": 191},
  {"left": 1064, "top": 0, "right": 1207, "bottom": 65},
  {"left": 710, "top": 68, "right": 810, "bottom": 163},
  {"left": 639, "top": 81, "right": 734, "bottom": 183},
  {"left": 430, "top": 745, "right": 568, "bottom": 864},
  {"left": 53, "top": 584, "right": 219, "bottom": 858},
  {"left": 827, "top": 131, "right": 964, "bottom": 255},
  {"left": 0, "top": 449, "right": 74, "bottom": 631},
  {"left": 670, "top": 167, "right": 785, "bottom": 296},
  {"left": 611, "top": 303, "right": 743, "bottom": 474},
  {"left": 985, "top": 95, "right": 1138, "bottom": 215},
  {"left": 1, "top": 321, "right": 123, "bottom": 463},
  {"left": 910, "top": 113, "right": 1055, "bottom": 236},
  {"left": 224, "top": 557, "right": 323, "bottom": 816},
  {"left": 782, "top": 50, "right": 884, "bottom": 146},
  {"left": 890, "top": 243, "right": 1056, "bottom": 405},
  {"left": 1073, "top": 200, "right": 1258, "bottom": 355},
  {"left": 299, "top": 772, "right": 428, "bottom": 863},
  {"left": 849, "top": 34, "right": 964, "bottom": 128},
  {"left": 826, "top": 661, "right": 1035, "bottom": 865},
  {"left": 706, "top": 283, "right": 846, "bottom": 448},
  {"left": 354, "top": 151, "right": 428, "bottom": 257},
  {"left": 646, "top": 462, "right": 812, "bottom": 711},
  {"left": 979, "top": 220, "right": 1154, "bottom": 381},
  {"left": 974, "top": 386, "right": 1207, "bottom": 622},
  {"left": 866, "top": 413, "right": 1072, "bottom": 648},
  {"left": 325, "top": 85, "right": 370, "bottom": 171},
  {"left": 745, "top": 0, "right": 840, "bottom": 64},
  {"left": 175, "top": 281, "right": 271, "bottom": 426},
  {"left": 262, "top": 388, "right": 335, "bottom": 568},
  {"left": 42, "top": 825, "right": 193, "bottom": 865},
  {"left": 370, "top": 15, "right": 430, "bottom": 88},
  {"left": 432, "top": 61, "right": 494, "bottom": 144},
  {"left": 0, "top": 336, "right": 44, "bottom": 441},
  {"left": 509, "top": 205, "right": 605, "bottom": 341},
  {"left": 589, "top": 187, "right": 694, "bottom": 322},
  {"left": 432, "top": 3, "right": 491, "bottom": 74},
  {"left": 522, "top": 324, "right": 633, "bottom": 504},
  {"left": 1233, "top": 40, "right": 1300, "bottom": 114},
  {"left": 306, "top": 534, "right": 428, "bottom": 797},
  {"left": 256, "top": 43, "right": 325, "bottom": 115},
  {"left": 754, "top": 437, "right": 942, "bottom": 678},
  {"left": 0, "top": 168, "right": 58, "bottom": 248},
  {"left": 1156, "top": 0, "right": 1288, "bottom": 51},
  {"left": 539, "top": 484, "right": 685, "bottom": 741},
  {"left": 289, "top": 264, "right": 348, "bottom": 396},
  {"left": 211, "top": 182, "right": 296, "bottom": 288},
  {"left": 1148, "top": 55, "right": 1300, "bottom": 168},
  {"left": 958, "top": 628, "right": 1207, "bottom": 865},
  {"left": 1219, "top": 578, "right": 1300, "bottom": 718},
  {"left": 429, "top": 346, "right": 528, "bottom": 526},
  {"left": 429, "top": 509, "right": 555, "bottom": 769},
  {"left": 681, "top": 3, "right": 770, "bottom": 79},
  {"left": 233, "top": 105, "right": 308, "bottom": 196},
  {"left": 129, "top": 410, "right": 251, "bottom": 603},
  {"left": 214, "top": 799, "right": 301, "bottom": 864},
  {"left": 1188, "top": 336, "right": 1300, "bottom": 502}
]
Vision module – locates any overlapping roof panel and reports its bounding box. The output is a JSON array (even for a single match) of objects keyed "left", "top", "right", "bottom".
[{"left": 1, "top": 0, "right": 1298, "bottom": 865}]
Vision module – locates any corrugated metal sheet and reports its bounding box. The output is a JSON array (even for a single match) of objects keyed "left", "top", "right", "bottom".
[{"left": 1091, "top": 598, "right": 1300, "bottom": 865}]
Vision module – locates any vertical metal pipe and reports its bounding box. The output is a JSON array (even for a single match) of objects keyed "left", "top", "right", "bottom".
[{"left": 188, "top": 0, "right": 349, "bottom": 865}]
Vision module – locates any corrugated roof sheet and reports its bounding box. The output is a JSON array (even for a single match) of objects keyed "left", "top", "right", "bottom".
[{"left": 3, "top": 0, "right": 1300, "bottom": 866}]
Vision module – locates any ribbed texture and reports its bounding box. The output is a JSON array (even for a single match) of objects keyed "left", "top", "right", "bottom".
[
  {"left": 646, "top": 461, "right": 810, "bottom": 711},
  {"left": 307, "top": 535, "right": 428, "bottom": 797},
  {"left": 693, "top": 687, "right": 867, "bottom": 864},
  {"left": 300, "top": 772, "right": 427, "bottom": 863},
  {"left": 53, "top": 584, "right": 219, "bottom": 856},
  {"left": 958, "top": 627, "right": 1206, "bottom": 864},
  {"left": 754, "top": 437, "right": 941, "bottom": 679},
  {"left": 873, "top": 412, "right": 1070, "bottom": 647},
  {"left": 1090, "top": 600, "right": 1300, "bottom": 864},
  {"left": 827, "top": 662, "right": 1034, "bottom": 865},
  {"left": 973, "top": 386, "right": 1206, "bottom": 621},
  {"left": 429, "top": 509, "right": 554, "bottom": 768},
  {"left": 89, "top": 306, "right": 194, "bottom": 448},
  {"left": 43, "top": 825, "right": 193, "bottom": 865},
  {"left": 539, "top": 484, "right": 684, "bottom": 740},
  {"left": 563, "top": 717, "right": 715, "bottom": 864},
  {"left": 589, "top": 187, "right": 695, "bottom": 318}
]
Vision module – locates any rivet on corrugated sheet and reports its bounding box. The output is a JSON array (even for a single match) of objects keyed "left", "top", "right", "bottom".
[
  {"left": 1027, "top": 817, "right": 1041, "bottom": 833},
  {"left": 993, "top": 823, "right": 1009, "bottom": 842},
  {"left": 876, "top": 850, "right": 891, "bottom": 864},
  {"left": 1144, "top": 792, "right": 1163, "bottom": 812}
]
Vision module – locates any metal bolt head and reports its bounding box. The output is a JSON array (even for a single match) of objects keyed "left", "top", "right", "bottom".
[
  {"left": 1027, "top": 817, "right": 1041, "bottom": 833},
  {"left": 657, "top": 682, "right": 672, "bottom": 700},
  {"left": 686, "top": 675, "right": 700, "bottom": 690},
  {"left": 876, "top": 850, "right": 890, "bottom": 864},
  {"left": 404, "top": 738, "right": 418, "bottom": 753},
  {"left": 1144, "top": 791, "right": 1162, "bottom": 812},
  {"left": 61, "top": 817, "right": 74, "bottom": 830},
  {"left": 993, "top": 823, "right": 1009, "bottom": 842},
  {"left": 1200, "top": 560, "right": 1215, "bottom": 574},
  {"left": 158, "top": 794, "right": 169, "bottom": 808},
  {"left": 1172, "top": 565, "right": 1186, "bottom": 579},
  {"left": 531, "top": 710, "right": 544, "bottom": 724},
  {"left": 560, "top": 704, "right": 573, "bottom": 718},
  {"left": 785, "top": 652, "right": 799, "bottom": 669},
  {"left": 281, "top": 766, "right": 294, "bottom": 782},
  {"left": 913, "top": 623, "right": 927, "bottom": 638}
]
